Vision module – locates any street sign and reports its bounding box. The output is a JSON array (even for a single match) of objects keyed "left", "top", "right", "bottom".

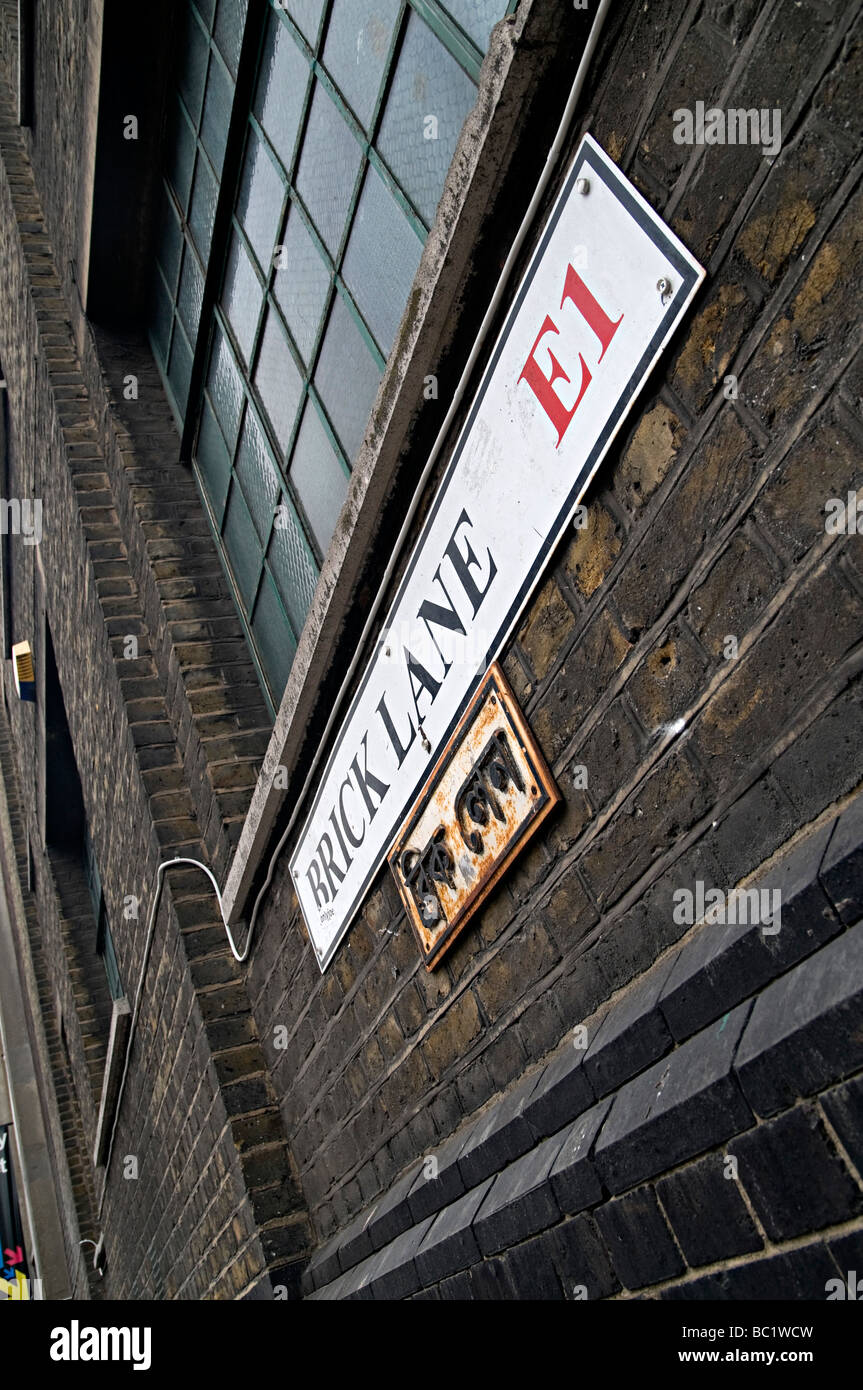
[{"left": 291, "top": 133, "right": 705, "bottom": 971}]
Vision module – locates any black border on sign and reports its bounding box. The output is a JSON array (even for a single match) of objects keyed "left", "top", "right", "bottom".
[{"left": 293, "top": 133, "right": 704, "bottom": 971}]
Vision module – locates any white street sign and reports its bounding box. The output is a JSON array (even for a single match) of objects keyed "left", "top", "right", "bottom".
[{"left": 291, "top": 134, "right": 705, "bottom": 971}]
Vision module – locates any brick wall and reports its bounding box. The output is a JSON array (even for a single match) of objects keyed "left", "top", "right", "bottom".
[
  {"left": 0, "top": 16, "right": 311, "bottom": 1295},
  {"left": 0, "top": 0, "right": 859, "bottom": 1301},
  {"left": 0, "top": 709, "right": 101, "bottom": 1299},
  {"left": 239, "top": 0, "right": 863, "bottom": 1285},
  {"left": 302, "top": 795, "right": 863, "bottom": 1298}
]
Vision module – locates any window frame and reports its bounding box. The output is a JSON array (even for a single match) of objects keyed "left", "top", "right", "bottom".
[
  {"left": 219, "top": 0, "right": 550, "bottom": 925},
  {"left": 150, "top": 0, "right": 516, "bottom": 716},
  {"left": 84, "top": 824, "right": 124, "bottom": 1003}
]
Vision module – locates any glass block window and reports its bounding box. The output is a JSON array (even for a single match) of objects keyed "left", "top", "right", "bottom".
[
  {"left": 84, "top": 827, "right": 124, "bottom": 1002},
  {"left": 150, "top": 0, "right": 514, "bottom": 714},
  {"left": 97, "top": 900, "right": 124, "bottom": 1002},
  {"left": 152, "top": 0, "right": 249, "bottom": 420}
]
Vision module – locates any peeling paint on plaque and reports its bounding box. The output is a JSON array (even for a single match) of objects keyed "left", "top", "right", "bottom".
[{"left": 388, "top": 663, "right": 561, "bottom": 968}]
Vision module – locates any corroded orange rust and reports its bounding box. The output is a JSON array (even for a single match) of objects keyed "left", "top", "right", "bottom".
[{"left": 388, "top": 662, "right": 561, "bottom": 969}]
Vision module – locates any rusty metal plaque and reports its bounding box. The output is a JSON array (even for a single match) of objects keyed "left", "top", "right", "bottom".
[{"left": 388, "top": 663, "right": 561, "bottom": 969}]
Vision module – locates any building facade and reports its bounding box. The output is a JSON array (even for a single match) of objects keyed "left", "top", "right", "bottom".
[{"left": 0, "top": 0, "right": 862, "bottom": 1301}]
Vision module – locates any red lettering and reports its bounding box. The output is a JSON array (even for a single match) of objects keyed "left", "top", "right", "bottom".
[
  {"left": 518, "top": 264, "right": 623, "bottom": 447},
  {"left": 519, "top": 316, "right": 590, "bottom": 447},
  {"left": 559, "top": 264, "right": 623, "bottom": 362}
]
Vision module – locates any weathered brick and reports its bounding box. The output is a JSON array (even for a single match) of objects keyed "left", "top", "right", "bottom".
[
  {"left": 614, "top": 409, "right": 760, "bottom": 632},
  {"left": 594, "top": 1186, "right": 684, "bottom": 1290},
  {"left": 656, "top": 1151, "right": 763, "bottom": 1267},
  {"left": 517, "top": 577, "right": 576, "bottom": 682},
  {"left": 626, "top": 621, "right": 708, "bottom": 733},
  {"left": 563, "top": 501, "right": 623, "bottom": 595},
  {"left": 691, "top": 566, "right": 862, "bottom": 796},
  {"left": 473, "top": 918, "right": 559, "bottom": 1023},
  {"left": 532, "top": 606, "right": 632, "bottom": 761},
  {"left": 745, "top": 182, "right": 863, "bottom": 431}
]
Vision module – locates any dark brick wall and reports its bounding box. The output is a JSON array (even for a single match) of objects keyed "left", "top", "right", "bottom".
[
  {"left": 240, "top": 0, "right": 863, "bottom": 1270},
  {"left": 302, "top": 804, "right": 863, "bottom": 1299},
  {"left": 27, "top": 0, "right": 94, "bottom": 299},
  {"left": 0, "top": 0, "right": 859, "bottom": 1301},
  {"left": 0, "top": 711, "right": 102, "bottom": 1299},
  {"left": 0, "top": 17, "right": 310, "bottom": 1296},
  {"left": 21, "top": 0, "right": 272, "bottom": 884}
]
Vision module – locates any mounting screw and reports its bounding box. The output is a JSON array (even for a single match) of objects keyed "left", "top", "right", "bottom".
[
  {"left": 576, "top": 177, "right": 590, "bottom": 195},
  {"left": 657, "top": 276, "right": 673, "bottom": 304}
]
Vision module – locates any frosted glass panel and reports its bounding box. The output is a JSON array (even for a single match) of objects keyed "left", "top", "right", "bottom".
[
  {"left": 281, "top": 0, "right": 325, "bottom": 46},
  {"left": 168, "top": 323, "right": 194, "bottom": 415},
  {"left": 201, "top": 52, "right": 233, "bottom": 173},
  {"left": 289, "top": 401, "right": 348, "bottom": 556},
  {"left": 156, "top": 191, "right": 183, "bottom": 293},
  {"left": 296, "top": 81, "right": 363, "bottom": 256},
  {"left": 323, "top": 0, "right": 401, "bottom": 130},
  {"left": 272, "top": 206, "right": 330, "bottom": 364},
  {"left": 268, "top": 496, "right": 320, "bottom": 634},
  {"left": 441, "top": 0, "right": 506, "bottom": 50},
  {"left": 377, "top": 12, "right": 476, "bottom": 224},
  {"left": 179, "top": 6, "right": 210, "bottom": 125},
  {"left": 214, "top": 0, "right": 248, "bottom": 76},
  {"left": 194, "top": 0, "right": 216, "bottom": 28},
  {"left": 314, "top": 293, "right": 382, "bottom": 460},
  {"left": 255, "top": 14, "right": 310, "bottom": 171},
  {"left": 178, "top": 247, "right": 205, "bottom": 341},
  {"left": 197, "top": 400, "right": 232, "bottom": 518},
  {"left": 223, "top": 232, "right": 263, "bottom": 364},
  {"left": 343, "top": 166, "right": 423, "bottom": 354},
  {"left": 189, "top": 154, "right": 219, "bottom": 259},
  {"left": 167, "top": 101, "right": 196, "bottom": 211},
  {"left": 206, "top": 327, "right": 245, "bottom": 447},
  {"left": 223, "top": 484, "right": 262, "bottom": 607},
  {"left": 236, "top": 408, "right": 280, "bottom": 542},
  {"left": 254, "top": 308, "right": 304, "bottom": 449},
  {"left": 151, "top": 275, "right": 173, "bottom": 363},
  {"left": 252, "top": 574, "right": 297, "bottom": 697},
  {"left": 237, "top": 129, "right": 285, "bottom": 271}
]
